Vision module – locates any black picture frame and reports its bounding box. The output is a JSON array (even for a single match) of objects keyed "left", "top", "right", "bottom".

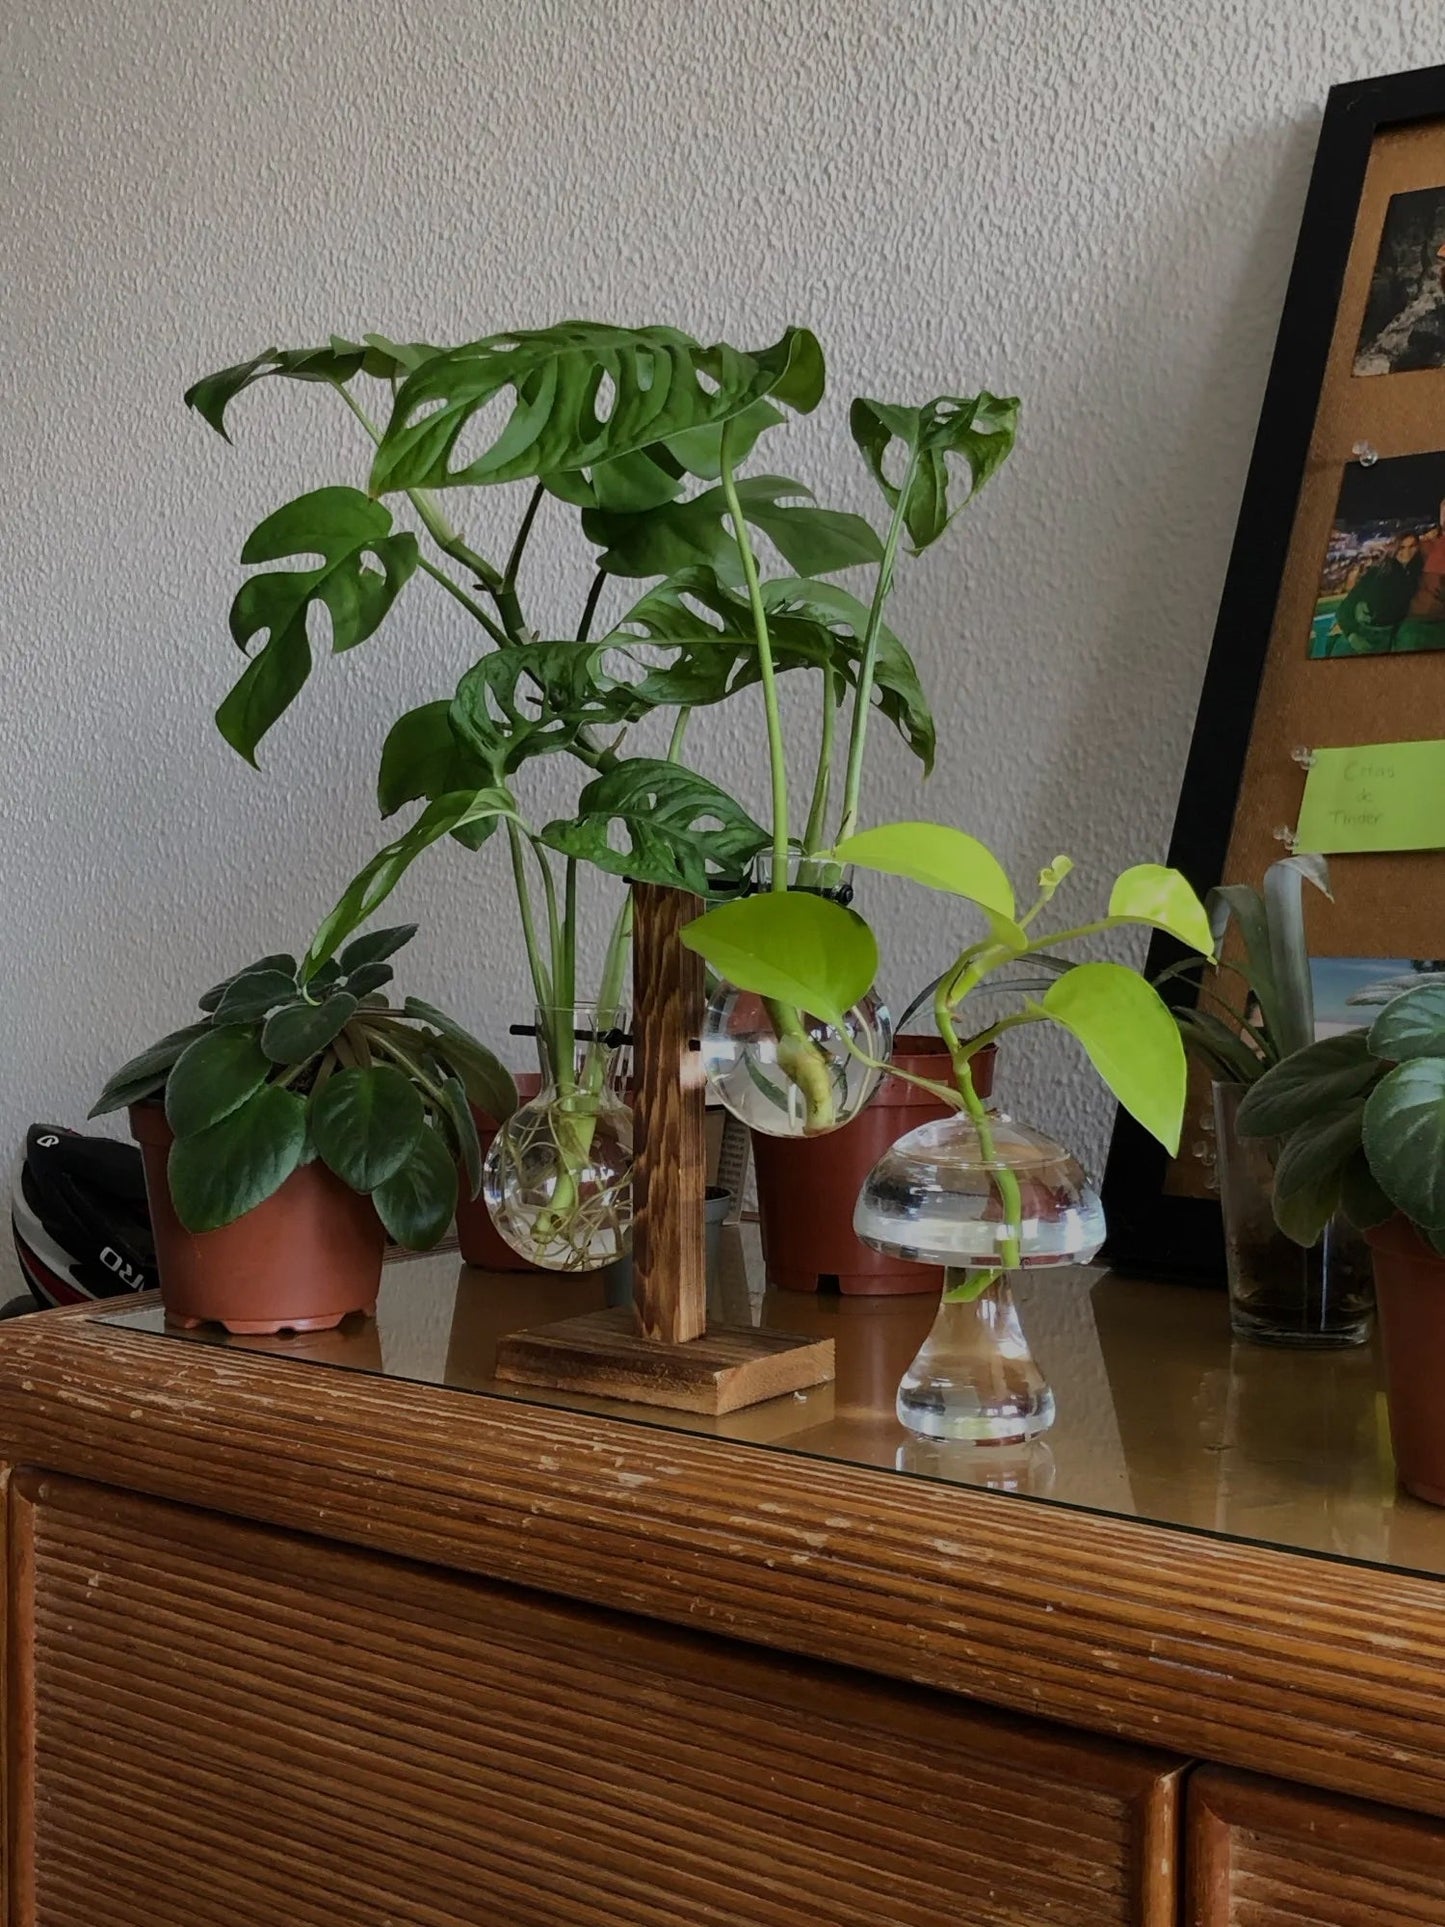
[{"left": 1100, "top": 60, "right": 1445, "bottom": 1281}]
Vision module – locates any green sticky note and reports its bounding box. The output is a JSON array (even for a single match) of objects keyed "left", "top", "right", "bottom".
[{"left": 1296, "top": 741, "right": 1445, "bottom": 854}]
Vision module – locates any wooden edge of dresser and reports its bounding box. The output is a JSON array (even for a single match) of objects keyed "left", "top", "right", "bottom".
[
  {"left": 0, "top": 1305, "right": 1441, "bottom": 1822},
  {"left": 1188, "top": 1764, "right": 1445, "bottom": 1870},
  {"left": 5, "top": 1467, "right": 35, "bottom": 1927}
]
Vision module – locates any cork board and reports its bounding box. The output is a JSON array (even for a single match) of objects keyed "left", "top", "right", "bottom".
[{"left": 1102, "top": 65, "right": 1445, "bottom": 1279}]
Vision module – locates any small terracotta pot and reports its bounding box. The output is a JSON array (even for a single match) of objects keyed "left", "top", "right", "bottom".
[
  {"left": 130, "top": 1104, "right": 385, "bottom": 1335},
  {"left": 455, "top": 1074, "right": 548, "bottom": 1274},
  {"left": 752, "top": 1037, "right": 997, "bottom": 1296},
  {"left": 1366, "top": 1215, "right": 1445, "bottom": 1506}
]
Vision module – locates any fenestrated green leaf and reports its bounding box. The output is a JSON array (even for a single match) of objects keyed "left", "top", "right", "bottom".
[
  {"left": 1039, "top": 962, "right": 1187, "bottom": 1154},
  {"left": 372, "top": 1122, "right": 459, "bottom": 1249},
  {"left": 663, "top": 398, "right": 784, "bottom": 478},
  {"left": 260, "top": 993, "right": 359, "bottom": 1065},
  {"left": 583, "top": 475, "right": 881, "bottom": 583},
  {"left": 1107, "top": 865, "right": 1214, "bottom": 956},
  {"left": 309, "top": 1063, "right": 425, "bottom": 1191},
  {"left": 1235, "top": 1031, "right": 1384, "bottom": 1138},
  {"left": 831, "top": 822, "right": 1016, "bottom": 917},
  {"left": 198, "top": 953, "right": 298, "bottom": 1013},
  {"left": 400, "top": 1000, "right": 518, "bottom": 1123},
  {"left": 1340, "top": 1148, "right": 1396, "bottom": 1231},
  {"left": 376, "top": 701, "right": 498, "bottom": 850},
  {"left": 339, "top": 924, "right": 417, "bottom": 975},
  {"left": 1368, "top": 983, "right": 1445, "bottom": 1064},
  {"left": 90, "top": 1021, "right": 214, "bottom": 1118},
  {"left": 1363, "top": 1058, "right": 1445, "bottom": 1229},
  {"left": 165, "top": 1025, "right": 272, "bottom": 1138},
  {"left": 167, "top": 1083, "right": 308, "bottom": 1232},
  {"left": 185, "top": 336, "right": 439, "bottom": 439},
  {"left": 370, "top": 323, "right": 824, "bottom": 494},
  {"left": 850, "top": 390, "right": 1019, "bottom": 553},
  {"left": 439, "top": 1073, "right": 484, "bottom": 1196},
  {"left": 540, "top": 759, "right": 768, "bottom": 892},
  {"left": 301, "top": 788, "right": 514, "bottom": 981},
  {"left": 450, "top": 644, "right": 652, "bottom": 780},
  {"left": 212, "top": 968, "right": 302, "bottom": 1024},
  {"left": 218, "top": 486, "right": 419, "bottom": 764},
  {"left": 678, "top": 893, "right": 878, "bottom": 1030},
  {"left": 1270, "top": 1105, "right": 1361, "bottom": 1246}
]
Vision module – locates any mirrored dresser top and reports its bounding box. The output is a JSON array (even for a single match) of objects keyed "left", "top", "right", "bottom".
[{"left": 97, "top": 1226, "right": 1445, "bottom": 1581}]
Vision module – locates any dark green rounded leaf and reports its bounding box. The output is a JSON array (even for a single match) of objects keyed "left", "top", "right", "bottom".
[
  {"left": 402, "top": 1000, "right": 517, "bottom": 1122},
  {"left": 338, "top": 924, "right": 417, "bottom": 975},
  {"left": 213, "top": 968, "right": 302, "bottom": 1023},
  {"left": 309, "top": 1064, "right": 424, "bottom": 1191},
  {"left": 1367, "top": 983, "right": 1445, "bottom": 1064},
  {"left": 198, "top": 953, "right": 298, "bottom": 1013},
  {"left": 167, "top": 1084, "right": 307, "bottom": 1231},
  {"left": 260, "top": 993, "right": 359, "bottom": 1066},
  {"left": 1363, "top": 1059, "right": 1445, "bottom": 1229},
  {"left": 373, "top": 1124, "right": 459, "bottom": 1249},
  {"left": 1339, "top": 1149, "right": 1395, "bottom": 1231},
  {"left": 165, "top": 1025, "right": 271, "bottom": 1138},
  {"left": 1235, "top": 1030, "right": 1383, "bottom": 1138},
  {"left": 90, "top": 1021, "right": 213, "bottom": 1118},
  {"left": 1270, "top": 1106, "right": 1363, "bottom": 1245},
  {"left": 438, "top": 1074, "right": 483, "bottom": 1196},
  {"left": 341, "top": 962, "right": 394, "bottom": 998}
]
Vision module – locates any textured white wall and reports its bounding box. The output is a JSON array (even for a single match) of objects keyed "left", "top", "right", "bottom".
[{"left": 1, "top": 0, "right": 1435, "bottom": 1255}]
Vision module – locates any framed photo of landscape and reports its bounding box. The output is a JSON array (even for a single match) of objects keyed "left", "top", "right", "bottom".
[{"left": 1102, "top": 61, "right": 1445, "bottom": 1280}]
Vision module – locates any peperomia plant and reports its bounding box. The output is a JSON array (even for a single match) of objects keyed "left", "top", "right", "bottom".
[
  {"left": 1236, "top": 982, "right": 1445, "bottom": 1249},
  {"left": 91, "top": 926, "right": 512, "bottom": 1247}
]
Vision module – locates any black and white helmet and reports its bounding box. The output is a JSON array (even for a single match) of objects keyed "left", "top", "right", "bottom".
[{"left": 11, "top": 1126, "right": 156, "bottom": 1310}]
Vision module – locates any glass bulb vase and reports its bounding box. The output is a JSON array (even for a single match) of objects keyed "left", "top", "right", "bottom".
[
  {"left": 855, "top": 1111, "right": 1105, "bottom": 1443},
  {"left": 482, "top": 1003, "right": 633, "bottom": 1273}
]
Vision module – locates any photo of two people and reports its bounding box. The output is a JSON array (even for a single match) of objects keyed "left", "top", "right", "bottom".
[{"left": 1310, "top": 448, "right": 1445, "bottom": 658}]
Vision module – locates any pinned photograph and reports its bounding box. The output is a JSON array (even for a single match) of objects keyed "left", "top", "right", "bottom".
[
  {"left": 1355, "top": 183, "right": 1445, "bottom": 375},
  {"left": 1309, "top": 956, "right": 1445, "bottom": 1037},
  {"left": 1309, "top": 449, "right": 1445, "bottom": 657}
]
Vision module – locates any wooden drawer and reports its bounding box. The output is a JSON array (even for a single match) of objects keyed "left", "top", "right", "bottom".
[
  {"left": 9, "top": 1473, "right": 1183, "bottom": 1927},
  {"left": 1189, "top": 1767, "right": 1445, "bottom": 1924}
]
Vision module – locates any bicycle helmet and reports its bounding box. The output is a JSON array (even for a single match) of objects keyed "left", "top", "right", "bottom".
[{"left": 11, "top": 1126, "right": 157, "bottom": 1310}]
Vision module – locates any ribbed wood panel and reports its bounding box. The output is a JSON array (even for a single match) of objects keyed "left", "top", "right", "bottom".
[
  {"left": 1189, "top": 1768, "right": 1445, "bottom": 1926},
  {"left": 13, "top": 1476, "right": 1180, "bottom": 1927}
]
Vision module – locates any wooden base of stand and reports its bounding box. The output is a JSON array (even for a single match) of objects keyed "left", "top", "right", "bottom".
[{"left": 494, "top": 1308, "right": 835, "bottom": 1416}]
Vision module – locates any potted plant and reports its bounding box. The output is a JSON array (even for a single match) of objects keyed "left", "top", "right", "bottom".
[
  {"left": 91, "top": 925, "right": 512, "bottom": 1333},
  {"left": 680, "top": 824, "right": 1213, "bottom": 1439},
  {"left": 188, "top": 322, "right": 924, "bottom": 1269},
  {"left": 1165, "top": 854, "right": 1373, "bottom": 1345},
  {"left": 1236, "top": 981, "right": 1445, "bottom": 1503}
]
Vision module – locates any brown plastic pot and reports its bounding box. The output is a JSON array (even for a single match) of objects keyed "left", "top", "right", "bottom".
[
  {"left": 455, "top": 1074, "right": 548, "bottom": 1273},
  {"left": 130, "top": 1103, "right": 385, "bottom": 1335},
  {"left": 1366, "top": 1215, "right": 1445, "bottom": 1506},
  {"left": 752, "top": 1037, "right": 996, "bottom": 1296}
]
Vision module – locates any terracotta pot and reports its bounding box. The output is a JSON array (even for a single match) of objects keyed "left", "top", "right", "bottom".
[
  {"left": 1366, "top": 1215, "right": 1445, "bottom": 1506},
  {"left": 752, "top": 1038, "right": 997, "bottom": 1296},
  {"left": 130, "top": 1104, "right": 386, "bottom": 1335},
  {"left": 455, "top": 1074, "right": 549, "bottom": 1273}
]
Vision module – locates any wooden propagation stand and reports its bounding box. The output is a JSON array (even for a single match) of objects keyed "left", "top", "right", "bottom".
[{"left": 493, "top": 884, "right": 835, "bottom": 1415}]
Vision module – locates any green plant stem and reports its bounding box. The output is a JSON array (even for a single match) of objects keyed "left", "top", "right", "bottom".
[
  {"left": 576, "top": 569, "right": 608, "bottom": 643},
  {"left": 506, "top": 820, "right": 552, "bottom": 1011},
  {"left": 415, "top": 556, "right": 504, "bottom": 636},
  {"left": 836, "top": 463, "right": 917, "bottom": 842},
  {"left": 362, "top": 1028, "right": 449, "bottom": 1109},
  {"left": 504, "top": 482, "right": 546, "bottom": 590},
  {"left": 801, "top": 665, "right": 838, "bottom": 858},
  {"left": 935, "top": 973, "right": 1022, "bottom": 1270},
  {"left": 666, "top": 708, "right": 691, "bottom": 762},
  {"left": 719, "top": 419, "right": 788, "bottom": 888}
]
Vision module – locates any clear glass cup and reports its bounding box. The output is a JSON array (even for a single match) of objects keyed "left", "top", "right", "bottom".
[
  {"left": 699, "top": 853, "right": 892, "bottom": 1139},
  {"left": 482, "top": 1002, "right": 633, "bottom": 1273},
  {"left": 855, "top": 1112, "right": 1105, "bottom": 1441},
  {"left": 1213, "top": 1081, "right": 1374, "bottom": 1348}
]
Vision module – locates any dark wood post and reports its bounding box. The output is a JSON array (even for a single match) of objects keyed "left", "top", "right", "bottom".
[{"left": 629, "top": 883, "right": 707, "bottom": 1344}]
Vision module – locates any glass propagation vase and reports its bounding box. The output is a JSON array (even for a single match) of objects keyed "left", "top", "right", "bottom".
[
  {"left": 481, "top": 1002, "right": 633, "bottom": 1273},
  {"left": 699, "top": 853, "right": 893, "bottom": 1139},
  {"left": 854, "top": 1113, "right": 1105, "bottom": 1443}
]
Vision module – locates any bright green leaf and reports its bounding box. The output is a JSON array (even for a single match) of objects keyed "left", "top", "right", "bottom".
[
  {"left": 372, "top": 1123, "right": 459, "bottom": 1249},
  {"left": 830, "top": 822, "right": 1016, "bottom": 918},
  {"left": 309, "top": 1064, "right": 425, "bottom": 1191},
  {"left": 679, "top": 893, "right": 878, "bottom": 1030},
  {"left": 165, "top": 1025, "right": 271, "bottom": 1138},
  {"left": 1107, "top": 865, "right": 1214, "bottom": 956},
  {"left": 167, "top": 1083, "right": 308, "bottom": 1231},
  {"left": 1040, "top": 962, "right": 1187, "bottom": 1154}
]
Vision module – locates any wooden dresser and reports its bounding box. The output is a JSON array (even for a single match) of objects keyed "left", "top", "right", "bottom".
[{"left": 0, "top": 1236, "right": 1441, "bottom": 1925}]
